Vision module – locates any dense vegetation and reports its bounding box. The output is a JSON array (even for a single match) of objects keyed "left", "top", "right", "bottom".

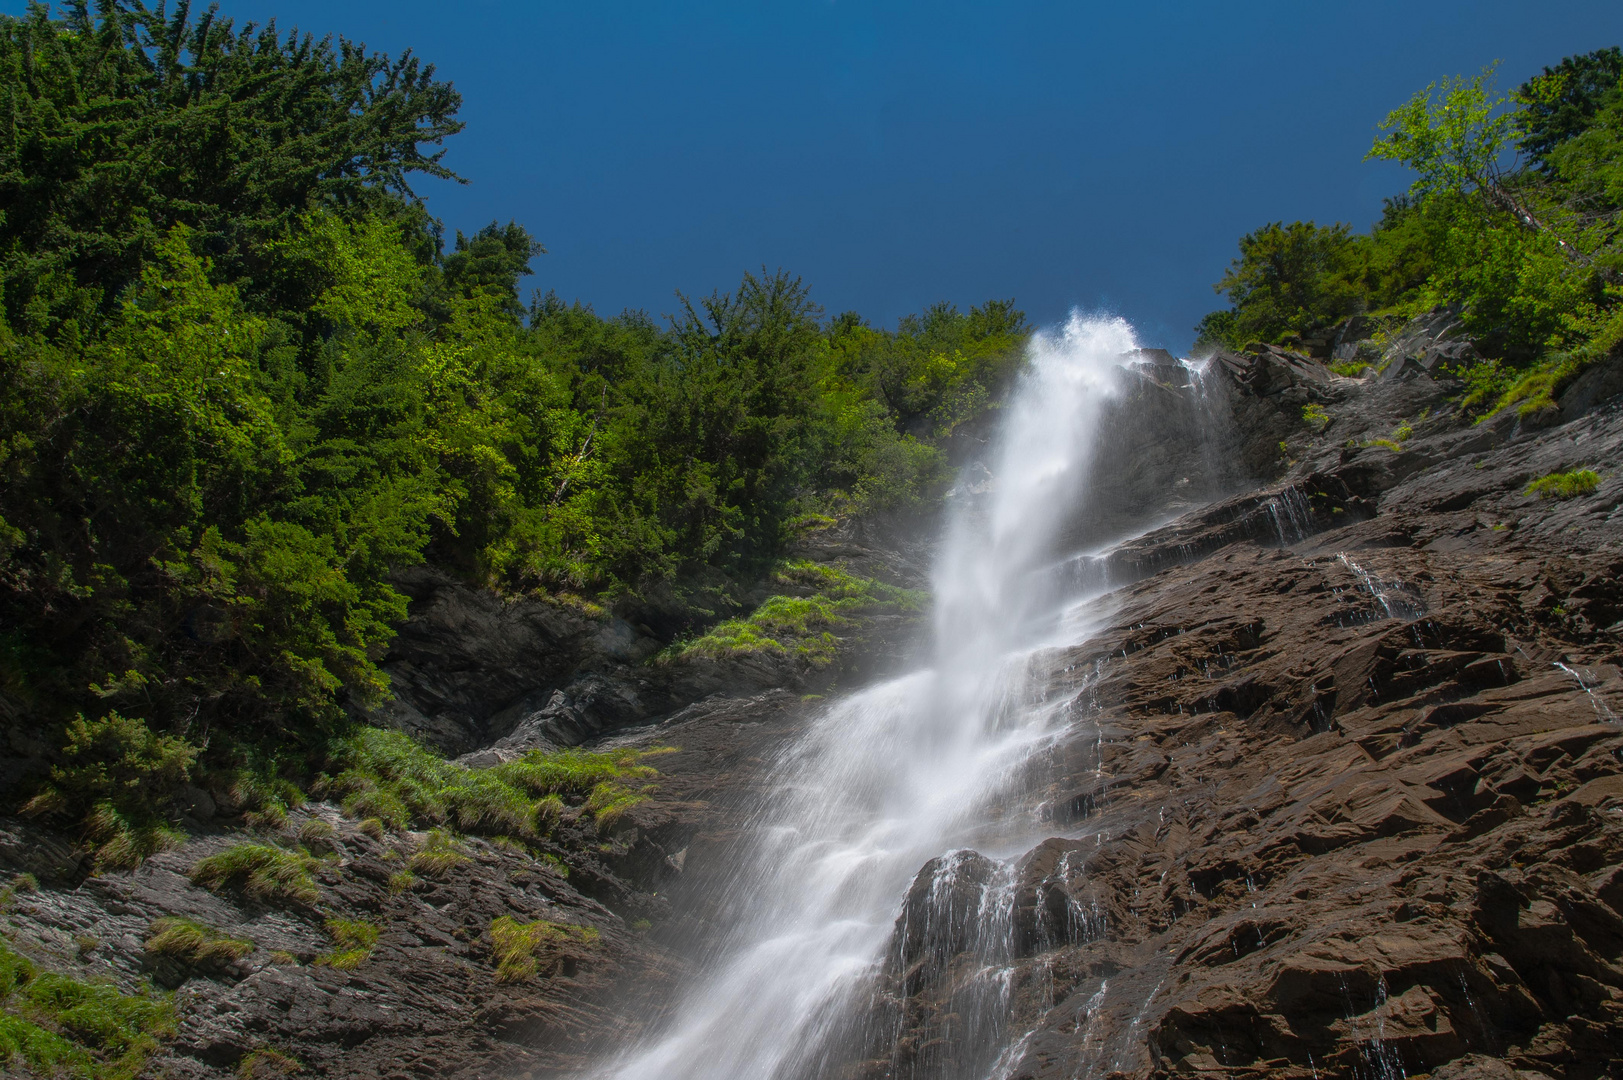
[
  {"left": 1196, "top": 47, "right": 1623, "bottom": 417},
  {"left": 0, "top": 2, "right": 1027, "bottom": 855}
]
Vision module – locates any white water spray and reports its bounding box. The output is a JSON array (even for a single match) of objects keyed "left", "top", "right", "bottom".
[{"left": 594, "top": 315, "right": 1181, "bottom": 1080}]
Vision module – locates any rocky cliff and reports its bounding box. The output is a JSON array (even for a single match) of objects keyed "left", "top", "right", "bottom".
[{"left": 2, "top": 314, "right": 1620, "bottom": 1080}]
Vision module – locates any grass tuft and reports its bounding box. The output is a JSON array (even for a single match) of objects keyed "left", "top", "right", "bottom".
[
  {"left": 408, "top": 829, "right": 469, "bottom": 877},
  {"left": 488, "top": 916, "right": 599, "bottom": 983},
  {"left": 0, "top": 939, "right": 175, "bottom": 1079},
  {"left": 190, "top": 844, "right": 320, "bottom": 907},
  {"left": 239, "top": 1046, "right": 302, "bottom": 1078},
  {"left": 314, "top": 918, "right": 379, "bottom": 971},
  {"left": 1527, "top": 468, "right": 1601, "bottom": 499},
  {"left": 145, "top": 917, "right": 254, "bottom": 967},
  {"left": 318, "top": 727, "right": 670, "bottom": 839}
]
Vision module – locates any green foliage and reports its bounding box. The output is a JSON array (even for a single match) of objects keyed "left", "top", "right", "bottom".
[
  {"left": 1301, "top": 404, "right": 1331, "bottom": 432},
  {"left": 408, "top": 829, "right": 469, "bottom": 877},
  {"left": 0, "top": 0, "right": 462, "bottom": 335},
  {"left": 1515, "top": 47, "right": 1623, "bottom": 168},
  {"left": 488, "top": 916, "right": 598, "bottom": 983},
  {"left": 0, "top": 1, "right": 1026, "bottom": 849},
  {"left": 319, "top": 726, "right": 668, "bottom": 837},
  {"left": 1199, "top": 47, "right": 1623, "bottom": 411},
  {"left": 144, "top": 918, "right": 255, "bottom": 967},
  {"left": 190, "top": 844, "right": 320, "bottom": 907},
  {"left": 1204, "top": 221, "right": 1367, "bottom": 347},
  {"left": 315, "top": 918, "right": 379, "bottom": 970},
  {"left": 1526, "top": 468, "right": 1601, "bottom": 498},
  {"left": 0, "top": 940, "right": 174, "bottom": 1079},
  {"left": 679, "top": 561, "right": 925, "bottom": 665},
  {"left": 1368, "top": 67, "right": 1516, "bottom": 201}
]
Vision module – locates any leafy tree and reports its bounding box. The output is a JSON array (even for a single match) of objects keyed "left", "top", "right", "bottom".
[
  {"left": 0, "top": 1, "right": 1035, "bottom": 847},
  {"left": 0, "top": 0, "right": 463, "bottom": 334},
  {"left": 1515, "top": 46, "right": 1623, "bottom": 168},
  {"left": 1203, "top": 221, "right": 1364, "bottom": 347},
  {"left": 1368, "top": 68, "right": 1518, "bottom": 202}
]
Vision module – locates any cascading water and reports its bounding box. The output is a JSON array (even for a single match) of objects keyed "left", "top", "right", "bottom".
[{"left": 592, "top": 315, "right": 1222, "bottom": 1080}]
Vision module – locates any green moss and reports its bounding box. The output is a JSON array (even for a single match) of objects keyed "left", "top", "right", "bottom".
[
  {"left": 0, "top": 940, "right": 174, "bottom": 1079},
  {"left": 144, "top": 918, "right": 254, "bottom": 966},
  {"left": 678, "top": 561, "right": 925, "bottom": 665},
  {"left": 190, "top": 844, "right": 320, "bottom": 907},
  {"left": 1526, "top": 468, "right": 1601, "bottom": 499},
  {"left": 314, "top": 918, "right": 379, "bottom": 970},
  {"left": 488, "top": 916, "right": 599, "bottom": 983}
]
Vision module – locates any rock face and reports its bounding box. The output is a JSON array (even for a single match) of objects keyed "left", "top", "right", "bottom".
[{"left": 834, "top": 339, "right": 1623, "bottom": 1080}]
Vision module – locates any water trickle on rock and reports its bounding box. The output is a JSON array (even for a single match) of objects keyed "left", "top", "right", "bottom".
[{"left": 593, "top": 315, "right": 1223, "bottom": 1080}]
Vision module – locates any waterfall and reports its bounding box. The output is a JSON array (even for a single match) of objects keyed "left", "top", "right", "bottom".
[{"left": 593, "top": 315, "right": 1216, "bottom": 1080}]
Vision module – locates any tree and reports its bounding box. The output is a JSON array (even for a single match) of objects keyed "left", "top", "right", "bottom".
[
  {"left": 0, "top": 0, "right": 464, "bottom": 334},
  {"left": 1515, "top": 46, "right": 1623, "bottom": 169},
  {"left": 1208, "top": 221, "right": 1364, "bottom": 346}
]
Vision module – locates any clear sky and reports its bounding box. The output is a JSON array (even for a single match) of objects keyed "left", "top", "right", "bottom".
[{"left": 11, "top": 1, "right": 1623, "bottom": 350}]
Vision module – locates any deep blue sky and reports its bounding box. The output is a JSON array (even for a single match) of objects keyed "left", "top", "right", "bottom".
[{"left": 13, "top": 2, "right": 1623, "bottom": 350}]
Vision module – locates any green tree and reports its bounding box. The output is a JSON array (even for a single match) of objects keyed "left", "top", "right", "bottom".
[
  {"left": 0, "top": 0, "right": 463, "bottom": 334},
  {"left": 1205, "top": 221, "right": 1364, "bottom": 347},
  {"left": 1515, "top": 46, "right": 1623, "bottom": 168}
]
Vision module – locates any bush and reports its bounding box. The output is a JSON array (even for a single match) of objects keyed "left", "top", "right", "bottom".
[
  {"left": 145, "top": 918, "right": 255, "bottom": 967},
  {"left": 488, "top": 916, "right": 599, "bottom": 983},
  {"left": 190, "top": 845, "right": 320, "bottom": 907},
  {"left": 1527, "top": 468, "right": 1601, "bottom": 498},
  {"left": 20, "top": 713, "right": 200, "bottom": 869}
]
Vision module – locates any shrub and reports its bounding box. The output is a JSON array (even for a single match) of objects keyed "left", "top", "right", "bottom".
[
  {"left": 1527, "top": 468, "right": 1601, "bottom": 498},
  {"left": 488, "top": 916, "right": 599, "bottom": 983},
  {"left": 190, "top": 845, "right": 320, "bottom": 907},
  {"left": 21, "top": 713, "right": 200, "bottom": 870},
  {"left": 315, "top": 918, "right": 380, "bottom": 970},
  {"left": 84, "top": 804, "right": 187, "bottom": 872},
  {"left": 1301, "top": 403, "right": 1331, "bottom": 432},
  {"left": 145, "top": 917, "right": 255, "bottom": 966}
]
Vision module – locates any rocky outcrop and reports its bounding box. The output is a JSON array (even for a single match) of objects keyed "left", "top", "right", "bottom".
[{"left": 843, "top": 328, "right": 1623, "bottom": 1080}]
